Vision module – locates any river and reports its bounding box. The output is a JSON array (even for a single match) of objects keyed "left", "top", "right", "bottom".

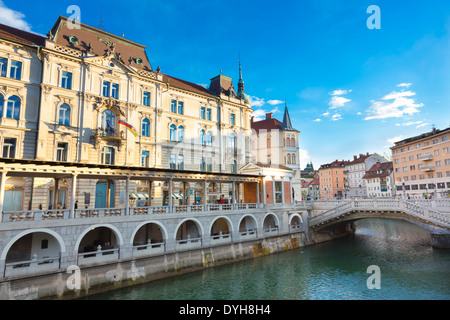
[{"left": 86, "top": 218, "right": 449, "bottom": 300}]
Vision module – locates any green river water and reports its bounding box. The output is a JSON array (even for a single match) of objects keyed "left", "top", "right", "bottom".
[{"left": 86, "top": 219, "right": 449, "bottom": 300}]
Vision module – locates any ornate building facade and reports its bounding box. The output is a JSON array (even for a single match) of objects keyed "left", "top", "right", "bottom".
[{"left": 0, "top": 16, "right": 256, "bottom": 211}]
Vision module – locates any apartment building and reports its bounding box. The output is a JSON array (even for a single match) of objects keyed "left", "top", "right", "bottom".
[
  {"left": 344, "top": 153, "right": 388, "bottom": 198},
  {"left": 391, "top": 127, "right": 450, "bottom": 198},
  {"left": 363, "top": 161, "right": 395, "bottom": 198},
  {"left": 318, "top": 159, "right": 348, "bottom": 200}
]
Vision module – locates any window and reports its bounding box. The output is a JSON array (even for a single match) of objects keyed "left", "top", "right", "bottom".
[
  {"left": 275, "top": 181, "right": 282, "bottom": 204},
  {"left": 61, "top": 71, "right": 72, "bottom": 89},
  {"left": 102, "top": 81, "right": 111, "bottom": 97},
  {"left": 177, "top": 101, "right": 184, "bottom": 114},
  {"left": 143, "top": 91, "right": 150, "bottom": 106},
  {"left": 56, "top": 142, "right": 68, "bottom": 161},
  {"left": 443, "top": 136, "right": 448, "bottom": 142},
  {"left": 141, "top": 151, "right": 149, "bottom": 167},
  {"left": 200, "top": 130, "right": 206, "bottom": 146},
  {"left": 200, "top": 107, "right": 205, "bottom": 119},
  {"left": 177, "top": 126, "right": 184, "bottom": 142},
  {"left": 9, "top": 60, "right": 22, "bottom": 80},
  {"left": 287, "top": 154, "right": 291, "bottom": 164},
  {"left": 2, "top": 138, "right": 16, "bottom": 158},
  {"left": 171, "top": 100, "right": 177, "bottom": 113},
  {"left": 101, "top": 147, "right": 115, "bottom": 164},
  {"left": 0, "top": 58, "right": 7, "bottom": 77},
  {"left": 200, "top": 157, "right": 206, "bottom": 171},
  {"left": 230, "top": 113, "right": 235, "bottom": 125},
  {"left": 6, "top": 95, "right": 20, "bottom": 119},
  {"left": 170, "top": 154, "right": 176, "bottom": 169},
  {"left": 291, "top": 138, "right": 295, "bottom": 147},
  {"left": 101, "top": 110, "right": 115, "bottom": 135},
  {"left": 0, "top": 94, "right": 3, "bottom": 117},
  {"left": 142, "top": 118, "right": 150, "bottom": 137},
  {"left": 292, "top": 154, "right": 296, "bottom": 164},
  {"left": 231, "top": 160, "right": 237, "bottom": 173},
  {"left": 206, "top": 108, "right": 211, "bottom": 121},
  {"left": 286, "top": 138, "right": 290, "bottom": 147},
  {"left": 58, "top": 104, "right": 70, "bottom": 125},
  {"left": 177, "top": 154, "right": 184, "bottom": 170},
  {"left": 111, "top": 83, "right": 119, "bottom": 99},
  {"left": 169, "top": 124, "right": 177, "bottom": 141},
  {"left": 229, "top": 133, "right": 236, "bottom": 153},
  {"left": 206, "top": 131, "right": 212, "bottom": 146}
]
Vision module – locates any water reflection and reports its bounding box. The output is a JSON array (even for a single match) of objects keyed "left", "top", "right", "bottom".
[{"left": 87, "top": 218, "right": 450, "bottom": 300}]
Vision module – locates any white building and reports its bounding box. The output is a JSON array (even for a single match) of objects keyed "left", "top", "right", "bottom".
[
  {"left": 363, "top": 162, "right": 395, "bottom": 198},
  {"left": 344, "top": 153, "right": 388, "bottom": 198}
]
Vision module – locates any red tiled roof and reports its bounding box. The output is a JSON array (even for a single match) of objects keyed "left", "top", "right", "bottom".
[
  {"left": 0, "top": 23, "right": 46, "bottom": 46},
  {"left": 51, "top": 16, "right": 152, "bottom": 71},
  {"left": 363, "top": 162, "right": 393, "bottom": 179},
  {"left": 251, "top": 118, "right": 283, "bottom": 132},
  {"left": 162, "top": 73, "right": 216, "bottom": 98}
]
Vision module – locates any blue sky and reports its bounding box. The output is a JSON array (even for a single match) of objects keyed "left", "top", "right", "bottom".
[{"left": 2, "top": 0, "right": 449, "bottom": 169}]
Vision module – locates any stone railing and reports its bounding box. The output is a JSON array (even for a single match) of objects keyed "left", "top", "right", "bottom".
[{"left": 1, "top": 203, "right": 264, "bottom": 223}]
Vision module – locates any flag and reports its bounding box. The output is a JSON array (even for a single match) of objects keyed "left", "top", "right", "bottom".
[
  {"left": 118, "top": 119, "right": 138, "bottom": 137},
  {"left": 105, "top": 119, "right": 115, "bottom": 134}
]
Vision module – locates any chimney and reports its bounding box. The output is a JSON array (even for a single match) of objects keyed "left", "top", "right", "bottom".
[
  {"left": 353, "top": 155, "right": 357, "bottom": 160},
  {"left": 266, "top": 113, "right": 273, "bottom": 119}
]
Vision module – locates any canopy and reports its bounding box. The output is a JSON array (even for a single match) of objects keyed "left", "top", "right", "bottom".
[{"left": 129, "top": 193, "right": 148, "bottom": 200}]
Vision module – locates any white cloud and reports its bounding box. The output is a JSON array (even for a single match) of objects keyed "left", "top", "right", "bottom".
[
  {"left": 387, "top": 135, "right": 404, "bottom": 145},
  {"left": 313, "top": 118, "right": 321, "bottom": 122},
  {"left": 267, "top": 99, "right": 284, "bottom": 105},
  {"left": 331, "top": 113, "right": 342, "bottom": 121},
  {"left": 0, "top": 1, "right": 32, "bottom": 31},
  {"left": 251, "top": 109, "right": 266, "bottom": 121},
  {"left": 330, "top": 89, "right": 352, "bottom": 96},
  {"left": 299, "top": 149, "right": 312, "bottom": 169},
  {"left": 395, "top": 120, "right": 423, "bottom": 127},
  {"left": 248, "top": 96, "right": 265, "bottom": 108},
  {"left": 329, "top": 96, "right": 351, "bottom": 109},
  {"left": 416, "top": 122, "right": 429, "bottom": 128},
  {"left": 364, "top": 90, "right": 423, "bottom": 120},
  {"left": 397, "top": 83, "right": 412, "bottom": 88},
  {"left": 322, "top": 112, "right": 330, "bottom": 116}
]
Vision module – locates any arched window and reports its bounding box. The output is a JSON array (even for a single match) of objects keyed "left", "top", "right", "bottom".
[
  {"left": 206, "top": 131, "right": 212, "bottom": 146},
  {"left": 292, "top": 154, "right": 296, "bottom": 164},
  {"left": 177, "top": 126, "right": 184, "bottom": 142},
  {"left": 229, "top": 133, "right": 236, "bottom": 153},
  {"left": 6, "top": 95, "right": 20, "bottom": 120},
  {"left": 291, "top": 137, "right": 295, "bottom": 147},
  {"left": 58, "top": 104, "right": 70, "bottom": 125},
  {"left": 287, "top": 154, "right": 291, "bottom": 164},
  {"left": 0, "top": 94, "right": 4, "bottom": 117},
  {"left": 286, "top": 137, "right": 290, "bottom": 147},
  {"left": 200, "top": 129, "right": 205, "bottom": 145},
  {"left": 101, "top": 109, "right": 115, "bottom": 135},
  {"left": 169, "top": 124, "right": 176, "bottom": 141},
  {"left": 142, "top": 118, "right": 150, "bottom": 137}
]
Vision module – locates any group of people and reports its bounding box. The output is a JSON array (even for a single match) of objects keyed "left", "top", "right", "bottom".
[{"left": 37, "top": 200, "right": 78, "bottom": 211}]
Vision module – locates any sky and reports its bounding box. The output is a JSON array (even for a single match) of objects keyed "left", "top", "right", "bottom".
[{"left": 1, "top": 0, "right": 449, "bottom": 169}]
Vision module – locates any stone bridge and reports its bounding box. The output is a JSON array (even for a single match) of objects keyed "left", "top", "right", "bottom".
[{"left": 307, "top": 199, "right": 450, "bottom": 232}]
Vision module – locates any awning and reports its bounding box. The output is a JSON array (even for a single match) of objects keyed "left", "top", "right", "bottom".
[
  {"left": 129, "top": 193, "right": 149, "bottom": 200},
  {"left": 171, "top": 193, "right": 183, "bottom": 199}
]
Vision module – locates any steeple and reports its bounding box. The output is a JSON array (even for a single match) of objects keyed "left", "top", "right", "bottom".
[
  {"left": 280, "top": 100, "right": 295, "bottom": 131},
  {"left": 237, "top": 59, "right": 249, "bottom": 103}
]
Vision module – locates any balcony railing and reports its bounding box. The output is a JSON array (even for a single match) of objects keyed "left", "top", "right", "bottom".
[{"left": 1, "top": 203, "right": 264, "bottom": 223}]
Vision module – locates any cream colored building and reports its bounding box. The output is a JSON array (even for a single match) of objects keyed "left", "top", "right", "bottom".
[
  {"left": 391, "top": 127, "right": 450, "bottom": 198},
  {"left": 0, "top": 16, "right": 254, "bottom": 210}
]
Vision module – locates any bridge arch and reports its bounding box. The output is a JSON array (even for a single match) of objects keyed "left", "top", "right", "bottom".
[
  {"left": 174, "top": 218, "right": 204, "bottom": 242},
  {"left": 262, "top": 212, "right": 280, "bottom": 232},
  {"left": 209, "top": 216, "right": 233, "bottom": 237},
  {"left": 1, "top": 228, "right": 66, "bottom": 262},
  {"left": 238, "top": 214, "right": 258, "bottom": 235},
  {"left": 74, "top": 224, "right": 123, "bottom": 257},
  {"left": 131, "top": 221, "right": 168, "bottom": 246}
]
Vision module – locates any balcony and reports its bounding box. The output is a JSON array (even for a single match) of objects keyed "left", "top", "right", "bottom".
[
  {"left": 91, "top": 128, "right": 125, "bottom": 141},
  {"left": 421, "top": 166, "right": 434, "bottom": 172}
]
